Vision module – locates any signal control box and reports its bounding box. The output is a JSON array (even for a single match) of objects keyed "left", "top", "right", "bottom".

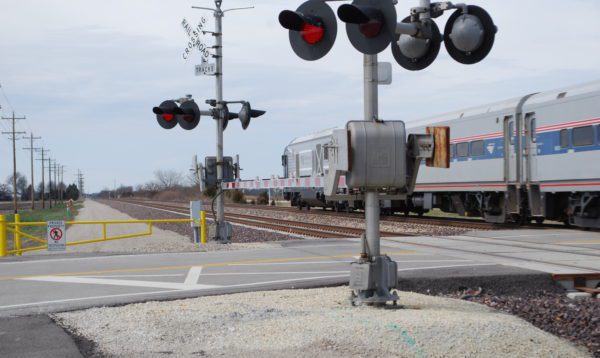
[
  {"left": 325, "top": 121, "right": 449, "bottom": 198},
  {"left": 346, "top": 121, "right": 407, "bottom": 190}
]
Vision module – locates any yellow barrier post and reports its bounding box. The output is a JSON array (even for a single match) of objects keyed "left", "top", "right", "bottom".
[
  {"left": 200, "top": 210, "right": 207, "bottom": 244},
  {"left": 14, "top": 214, "right": 21, "bottom": 256},
  {"left": 0, "top": 215, "right": 6, "bottom": 257}
]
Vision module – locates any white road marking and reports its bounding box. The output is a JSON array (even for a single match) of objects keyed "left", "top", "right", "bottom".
[
  {"left": 228, "top": 259, "right": 473, "bottom": 266},
  {"left": 228, "top": 261, "right": 353, "bottom": 266},
  {"left": 197, "top": 271, "right": 349, "bottom": 276},
  {"left": 18, "top": 275, "right": 216, "bottom": 291},
  {"left": 184, "top": 266, "right": 203, "bottom": 286}
]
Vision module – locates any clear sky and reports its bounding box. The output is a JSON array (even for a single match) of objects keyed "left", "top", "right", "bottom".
[{"left": 0, "top": 0, "right": 599, "bottom": 193}]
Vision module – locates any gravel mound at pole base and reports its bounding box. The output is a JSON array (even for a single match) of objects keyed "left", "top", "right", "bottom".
[{"left": 54, "top": 286, "right": 590, "bottom": 358}]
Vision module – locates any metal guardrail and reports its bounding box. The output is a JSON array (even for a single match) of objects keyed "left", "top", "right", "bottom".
[{"left": 0, "top": 211, "right": 207, "bottom": 257}]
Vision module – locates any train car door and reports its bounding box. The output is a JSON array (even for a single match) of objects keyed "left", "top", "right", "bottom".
[
  {"left": 524, "top": 112, "right": 544, "bottom": 217},
  {"left": 503, "top": 116, "right": 517, "bottom": 183}
]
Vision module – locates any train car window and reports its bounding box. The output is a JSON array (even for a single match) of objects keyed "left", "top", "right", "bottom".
[
  {"left": 560, "top": 129, "right": 569, "bottom": 148},
  {"left": 281, "top": 155, "right": 288, "bottom": 166},
  {"left": 471, "top": 140, "right": 484, "bottom": 156},
  {"left": 530, "top": 118, "right": 537, "bottom": 142},
  {"left": 508, "top": 121, "right": 514, "bottom": 145},
  {"left": 450, "top": 144, "right": 456, "bottom": 158},
  {"left": 456, "top": 142, "right": 469, "bottom": 157},
  {"left": 323, "top": 147, "right": 329, "bottom": 160},
  {"left": 573, "top": 126, "right": 594, "bottom": 147}
]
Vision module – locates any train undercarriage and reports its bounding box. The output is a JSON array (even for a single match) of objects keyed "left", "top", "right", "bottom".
[{"left": 283, "top": 187, "right": 600, "bottom": 229}]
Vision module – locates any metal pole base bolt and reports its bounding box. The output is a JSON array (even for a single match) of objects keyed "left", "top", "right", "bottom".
[{"left": 349, "top": 255, "right": 399, "bottom": 306}]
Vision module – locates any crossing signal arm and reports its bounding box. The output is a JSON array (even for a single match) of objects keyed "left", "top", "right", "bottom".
[{"left": 153, "top": 98, "right": 264, "bottom": 131}]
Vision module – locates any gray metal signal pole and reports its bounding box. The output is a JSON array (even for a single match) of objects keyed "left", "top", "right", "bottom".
[
  {"left": 214, "top": 2, "right": 226, "bottom": 239},
  {"left": 364, "top": 54, "right": 381, "bottom": 258},
  {"left": 193, "top": 0, "right": 254, "bottom": 241}
]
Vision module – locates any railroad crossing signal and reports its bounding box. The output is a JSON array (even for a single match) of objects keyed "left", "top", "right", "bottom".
[
  {"left": 278, "top": 0, "right": 338, "bottom": 61},
  {"left": 153, "top": 98, "right": 264, "bottom": 132},
  {"left": 337, "top": 0, "right": 397, "bottom": 55},
  {"left": 238, "top": 102, "right": 266, "bottom": 130},
  {"left": 280, "top": 1, "right": 497, "bottom": 70},
  {"left": 152, "top": 99, "right": 201, "bottom": 130}
]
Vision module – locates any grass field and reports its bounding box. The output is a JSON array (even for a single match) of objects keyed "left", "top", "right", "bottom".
[{"left": 3, "top": 201, "right": 83, "bottom": 251}]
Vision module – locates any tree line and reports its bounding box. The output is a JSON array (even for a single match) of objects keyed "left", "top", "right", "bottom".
[{"left": 0, "top": 172, "right": 79, "bottom": 201}]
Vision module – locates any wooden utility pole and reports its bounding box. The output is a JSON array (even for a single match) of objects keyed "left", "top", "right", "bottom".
[
  {"left": 36, "top": 148, "right": 50, "bottom": 209},
  {"left": 23, "top": 133, "right": 41, "bottom": 210},
  {"left": 1, "top": 112, "right": 26, "bottom": 213},
  {"left": 53, "top": 160, "right": 58, "bottom": 207},
  {"left": 47, "top": 157, "right": 53, "bottom": 209}
]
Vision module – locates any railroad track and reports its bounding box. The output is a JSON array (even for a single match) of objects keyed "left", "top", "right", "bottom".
[
  {"left": 120, "top": 198, "right": 564, "bottom": 232},
  {"left": 118, "top": 199, "right": 411, "bottom": 239},
  {"left": 116, "top": 199, "right": 600, "bottom": 279}
]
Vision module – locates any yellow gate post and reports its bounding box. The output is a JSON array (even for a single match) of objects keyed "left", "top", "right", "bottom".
[
  {"left": 0, "top": 215, "right": 6, "bottom": 257},
  {"left": 14, "top": 214, "right": 22, "bottom": 256},
  {"left": 200, "top": 210, "right": 207, "bottom": 244}
]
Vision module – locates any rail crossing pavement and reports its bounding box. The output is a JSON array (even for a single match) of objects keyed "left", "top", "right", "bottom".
[{"left": 0, "top": 228, "right": 598, "bottom": 317}]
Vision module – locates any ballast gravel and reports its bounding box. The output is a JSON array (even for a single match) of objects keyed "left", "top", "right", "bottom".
[
  {"left": 99, "top": 199, "right": 298, "bottom": 243},
  {"left": 54, "top": 286, "right": 590, "bottom": 358}
]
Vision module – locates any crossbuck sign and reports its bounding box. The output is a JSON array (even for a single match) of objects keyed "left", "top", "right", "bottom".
[{"left": 181, "top": 17, "right": 210, "bottom": 61}]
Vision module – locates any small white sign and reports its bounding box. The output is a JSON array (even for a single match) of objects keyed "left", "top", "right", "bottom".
[
  {"left": 47, "top": 220, "right": 66, "bottom": 251},
  {"left": 195, "top": 63, "right": 216, "bottom": 76}
]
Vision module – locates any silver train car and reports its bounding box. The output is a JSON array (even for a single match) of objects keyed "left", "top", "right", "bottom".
[{"left": 281, "top": 81, "right": 600, "bottom": 228}]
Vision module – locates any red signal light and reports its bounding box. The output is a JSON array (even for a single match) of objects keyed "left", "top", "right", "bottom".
[
  {"left": 162, "top": 114, "right": 174, "bottom": 122},
  {"left": 360, "top": 20, "right": 382, "bottom": 38},
  {"left": 302, "top": 22, "right": 325, "bottom": 44}
]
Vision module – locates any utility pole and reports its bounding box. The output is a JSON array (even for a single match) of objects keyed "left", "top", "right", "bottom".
[
  {"left": 23, "top": 133, "right": 41, "bottom": 210},
  {"left": 59, "top": 165, "right": 66, "bottom": 203},
  {"left": 191, "top": 0, "right": 255, "bottom": 242},
  {"left": 76, "top": 170, "right": 85, "bottom": 198},
  {"left": 36, "top": 148, "right": 50, "bottom": 209},
  {"left": 2, "top": 111, "right": 26, "bottom": 213},
  {"left": 53, "top": 160, "right": 58, "bottom": 207},
  {"left": 47, "top": 157, "right": 53, "bottom": 208}
]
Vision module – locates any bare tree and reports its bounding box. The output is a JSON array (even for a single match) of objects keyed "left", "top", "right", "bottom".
[
  {"left": 153, "top": 169, "right": 183, "bottom": 189},
  {"left": 5, "top": 172, "right": 28, "bottom": 197}
]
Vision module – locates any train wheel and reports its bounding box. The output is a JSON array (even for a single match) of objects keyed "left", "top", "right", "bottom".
[{"left": 534, "top": 217, "right": 545, "bottom": 224}]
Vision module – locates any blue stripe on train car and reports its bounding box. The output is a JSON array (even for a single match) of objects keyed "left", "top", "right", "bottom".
[{"left": 436, "top": 127, "right": 600, "bottom": 165}]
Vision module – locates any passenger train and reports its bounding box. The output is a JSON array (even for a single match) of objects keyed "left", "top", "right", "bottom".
[{"left": 281, "top": 81, "right": 600, "bottom": 228}]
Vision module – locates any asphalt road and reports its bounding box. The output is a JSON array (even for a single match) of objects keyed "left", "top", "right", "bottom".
[{"left": 0, "top": 228, "right": 598, "bottom": 318}]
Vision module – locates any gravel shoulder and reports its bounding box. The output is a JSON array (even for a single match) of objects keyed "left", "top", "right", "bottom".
[
  {"left": 39, "top": 199, "right": 280, "bottom": 254},
  {"left": 54, "top": 286, "right": 591, "bottom": 358}
]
